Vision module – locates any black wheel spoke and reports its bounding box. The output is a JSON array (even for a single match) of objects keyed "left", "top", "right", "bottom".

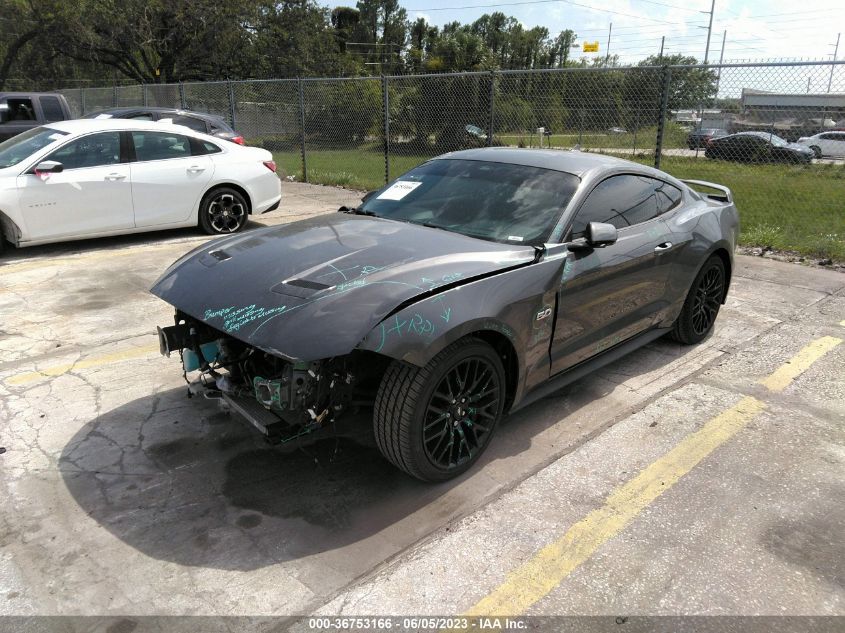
[{"left": 422, "top": 354, "right": 502, "bottom": 471}]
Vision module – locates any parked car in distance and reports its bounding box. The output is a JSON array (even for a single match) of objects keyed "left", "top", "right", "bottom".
[
  {"left": 687, "top": 127, "right": 727, "bottom": 149},
  {"left": 83, "top": 107, "right": 245, "bottom": 144},
  {"left": 796, "top": 131, "right": 845, "bottom": 158},
  {"left": 705, "top": 131, "right": 814, "bottom": 164},
  {"left": 0, "top": 92, "right": 72, "bottom": 142},
  {"left": 0, "top": 119, "right": 280, "bottom": 252},
  {"left": 153, "top": 148, "right": 738, "bottom": 482}
]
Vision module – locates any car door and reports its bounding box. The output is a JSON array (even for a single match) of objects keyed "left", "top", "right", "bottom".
[
  {"left": 128, "top": 130, "right": 213, "bottom": 227},
  {"left": 15, "top": 130, "right": 134, "bottom": 241},
  {"left": 821, "top": 132, "right": 845, "bottom": 157},
  {"left": 550, "top": 174, "right": 677, "bottom": 375}
]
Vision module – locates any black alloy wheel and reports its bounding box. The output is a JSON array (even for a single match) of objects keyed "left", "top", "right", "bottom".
[
  {"left": 669, "top": 255, "right": 726, "bottom": 345},
  {"left": 422, "top": 356, "right": 500, "bottom": 470},
  {"left": 374, "top": 338, "right": 506, "bottom": 481}
]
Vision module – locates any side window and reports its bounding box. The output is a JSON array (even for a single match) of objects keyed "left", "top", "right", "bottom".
[
  {"left": 191, "top": 138, "right": 222, "bottom": 155},
  {"left": 570, "top": 175, "right": 659, "bottom": 238},
  {"left": 3, "top": 98, "right": 36, "bottom": 122},
  {"left": 45, "top": 132, "right": 122, "bottom": 170},
  {"left": 39, "top": 96, "right": 65, "bottom": 122},
  {"left": 655, "top": 181, "right": 683, "bottom": 215},
  {"left": 132, "top": 131, "right": 191, "bottom": 161},
  {"left": 173, "top": 115, "right": 208, "bottom": 133}
]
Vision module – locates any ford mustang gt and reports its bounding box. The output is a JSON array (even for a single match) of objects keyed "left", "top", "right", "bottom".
[{"left": 153, "top": 148, "right": 739, "bottom": 481}]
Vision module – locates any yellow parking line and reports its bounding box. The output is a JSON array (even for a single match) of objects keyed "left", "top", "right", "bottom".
[
  {"left": 465, "top": 335, "right": 840, "bottom": 617},
  {"left": 6, "top": 344, "right": 160, "bottom": 386},
  {"left": 758, "top": 336, "right": 842, "bottom": 393}
]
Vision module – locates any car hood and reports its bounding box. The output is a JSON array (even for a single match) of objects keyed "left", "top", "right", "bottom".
[{"left": 151, "top": 213, "right": 536, "bottom": 361}]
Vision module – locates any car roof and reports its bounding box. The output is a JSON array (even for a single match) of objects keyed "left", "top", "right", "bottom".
[
  {"left": 434, "top": 147, "right": 668, "bottom": 179},
  {"left": 87, "top": 106, "right": 225, "bottom": 120},
  {"left": 43, "top": 118, "right": 209, "bottom": 135}
]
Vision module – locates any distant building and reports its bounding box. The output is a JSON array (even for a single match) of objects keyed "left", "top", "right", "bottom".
[
  {"left": 733, "top": 89, "right": 845, "bottom": 139},
  {"left": 740, "top": 89, "right": 845, "bottom": 122}
]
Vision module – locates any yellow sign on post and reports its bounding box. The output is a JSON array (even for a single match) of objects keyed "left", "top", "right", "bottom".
[{"left": 582, "top": 42, "right": 600, "bottom": 53}]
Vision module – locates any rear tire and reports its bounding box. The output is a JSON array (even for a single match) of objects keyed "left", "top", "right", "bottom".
[
  {"left": 198, "top": 187, "right": 249, "bottom": 235},
  {"left": 373, "top": 338, "right": 505, "bottom": 482},
  {"left": 669, "top": 255, "right": 726, "bottom": 345}
]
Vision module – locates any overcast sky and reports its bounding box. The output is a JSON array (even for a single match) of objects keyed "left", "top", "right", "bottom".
[{"left": 341, "top": 0, "right": 843, "bottom": 65}]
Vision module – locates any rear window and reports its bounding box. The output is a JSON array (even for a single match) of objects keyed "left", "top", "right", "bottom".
[{"left": 39, "top": 96, "right": 65, "bottom": 122}]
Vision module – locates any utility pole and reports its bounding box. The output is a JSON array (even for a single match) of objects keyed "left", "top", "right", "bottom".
[
  {"left": 605, "top": 23, "right": 612, "bottom": 66},
  {"left": 828, "top": 32, "right": 840, "bottom": 93},
  {"left": 659, "top": 36, "right": 665, "bottom": 60},
  {"left": 703, "top": 0, "right": 715, "bottom": 63},
  {"left": 714, "top": 30, "right": 727, "bottom": 97}
]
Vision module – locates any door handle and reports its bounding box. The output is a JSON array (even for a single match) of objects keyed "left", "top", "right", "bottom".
[
  {"left": 654, "top": 242, "right": 673, "bottom": 252},
  {"left": 105, "top": 173, "right": 126, "bottom": 181},
  {"left": 187, "top": 165, "right": 206, "bottom": 173}
]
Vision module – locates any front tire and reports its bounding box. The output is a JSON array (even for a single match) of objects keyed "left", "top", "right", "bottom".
[
  {"left": 810, "top": 145, "right": 822, "bottom": 159},
  {"left": 373, "top": 338, "right": 506, "bottom": 482},
  {"left": 198, "top": 187, "right": 249, "bottom": 235},
  {"left": 669, "top": 255, "right": 726, "bottom": 345}
]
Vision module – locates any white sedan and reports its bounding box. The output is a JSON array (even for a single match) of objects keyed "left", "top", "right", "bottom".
[
  {"left": 0, "top": 119, "right": 281, "bottom": 250},
  {"left": 796, "top": 131, "right": 845, "bottom": 158}
]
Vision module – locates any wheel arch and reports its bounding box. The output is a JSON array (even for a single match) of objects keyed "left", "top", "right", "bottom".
[
  {"left": 0, "top": 210, "right": 22, "bottom": 247},
  {"left": 200, "top": 182, "right": 253, "bottom": 215},
  {"left": 364, "top": 319, "right": 525, "bottom": 414},
  {"left": 709, "top": 246, "right": 732, "bottom": 303}
]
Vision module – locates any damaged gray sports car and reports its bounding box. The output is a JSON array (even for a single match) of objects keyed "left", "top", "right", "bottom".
[{"left": 152, "top": 148, "right": 739, "bottom": 481}]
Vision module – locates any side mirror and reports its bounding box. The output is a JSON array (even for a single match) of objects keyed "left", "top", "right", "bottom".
[
  {"left": 564, "top": 222, "right": 618, "bottom": 251},
  {"left": 34, "top": 160, "right": 64, "bottom": 174},
  {"left": 586, "top": 221, "right": 617, "bottom": 248},
  {"left": 361, "top": 190, "right": 378, "bottom": 203}
]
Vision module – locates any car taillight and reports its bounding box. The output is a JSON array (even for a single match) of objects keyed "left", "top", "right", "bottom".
[
  {"left": 263, "top": 160, "right": 277, "bottom": 173},
  {"left": 231, "top": 136, "right": 245, "bottom": 145}
]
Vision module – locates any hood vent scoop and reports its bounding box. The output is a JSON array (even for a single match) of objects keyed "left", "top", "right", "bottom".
[
  {"left": 271, "top": 278, "right": 331, "bottom": 298},
  {"left": 198, "top": 249, "right": 232, "bottom": 267}
]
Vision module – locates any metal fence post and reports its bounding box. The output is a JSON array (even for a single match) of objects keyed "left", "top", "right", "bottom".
[
  {"left": 179, "top": 82, "right": 186, "bottom": 109},
  {"left": 112, "top": 84, "right": 118, "bottom": 107},
  {"left": 81, "top": 88, "right": 86, "bottom": 115},
  {"left": 654, "top": 66, "right": 672, "bottom": 170},
  {"left": 298, "top": 78, "right": 307, "bottom": 183},
  {"left": 227, "top": 79, "right": 237, "bottom": 129},
  {"left": 383, "top": 76, "right": 390, "bottom": 184},
  {"left": 487, "top": 71, "right": 496, "bottom": 147},
  {"left": 142, "top": 84, "right": 148, "bottom": 107}
]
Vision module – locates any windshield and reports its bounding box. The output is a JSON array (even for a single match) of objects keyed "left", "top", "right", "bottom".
[
  {"left": 359, "top": 159, "right": 580, "bottom": 245},
  {"left": 0, "top": 127, "right": 69, "bottom": 169}
]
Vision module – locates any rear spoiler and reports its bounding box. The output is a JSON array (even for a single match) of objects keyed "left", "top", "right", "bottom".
[{"left": 680, "top": 179, "right": 733, "bottom": 204}]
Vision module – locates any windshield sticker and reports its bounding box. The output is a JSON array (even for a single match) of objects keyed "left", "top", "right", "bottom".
[
  {"left": 507, "top": 235, "right": 524, "bottom": 241},
  {"left": 377, "top": 180, "right": 422, "bottom": 200}
]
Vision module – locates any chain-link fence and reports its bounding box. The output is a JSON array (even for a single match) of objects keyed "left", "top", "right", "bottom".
[{"left": 56, "top": 60, "right": 844, "bottom": 259}]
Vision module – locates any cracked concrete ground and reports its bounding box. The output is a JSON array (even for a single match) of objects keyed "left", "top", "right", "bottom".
[{"left": 0, "top": 182, "right": 843, "bottom": 623}]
